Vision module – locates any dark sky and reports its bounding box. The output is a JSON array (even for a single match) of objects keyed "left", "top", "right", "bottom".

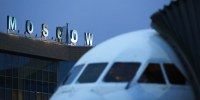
[{"left": 0, "top": 0, "right": 170, "bottom": 46}]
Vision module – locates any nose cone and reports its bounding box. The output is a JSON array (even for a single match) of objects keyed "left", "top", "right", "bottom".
[{"left": 50, "top": 90, "right": 105, "bottom": 100}]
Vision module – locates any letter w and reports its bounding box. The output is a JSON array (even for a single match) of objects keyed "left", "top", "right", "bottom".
[{"left": 85, "top": 32, "right": 93, "bottom": 46}]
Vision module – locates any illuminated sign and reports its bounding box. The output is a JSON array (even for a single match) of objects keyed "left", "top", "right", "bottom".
[
  {"left": 84, "top": 32, "right": 93, "bottom": 46},
  {"left": 56, "top": 27, "right": 63, "bottom": 43},
  {"left": 6, "top": 16, "right": 93, "bottom": 46},
  {"left": 41, "top": 23, "right": 48, "bottom": 39},
  {"left": 25, "top": 20, "right": 34, "bottom": 35},
  {"left": 70, "top": 30, "right": 78, "bottom": 45},
  {"left": 7, "top": 16, "right": 17, "bottom": 33}
]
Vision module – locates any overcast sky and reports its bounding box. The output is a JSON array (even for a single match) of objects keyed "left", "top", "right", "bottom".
[{"left": 0, "top": 0, "right": 171, "bottom": 46}]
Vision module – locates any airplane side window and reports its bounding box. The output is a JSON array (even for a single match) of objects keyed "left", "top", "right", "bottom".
[
  {"left": 104, "top": 62, "right": 140, "bottom": 82},
  {"left": 77, "top": 63, "right": 107, "bottom": 83},
  {"left": 163, "top": 63, "right": 186, "bottom": 85},
  {"left": 138, "top": 63, "right": 165, "bottom": 84}
]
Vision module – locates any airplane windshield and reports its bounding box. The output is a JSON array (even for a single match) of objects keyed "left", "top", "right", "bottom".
[
  {"left": 64, "top": 64, "right": 84, "bottom": 85},
  {"left": 104, "top": 62, "right": 140, "bottom": 82},
  {"left": 77, "top": 63, "right": 108, "bottom": 83}
]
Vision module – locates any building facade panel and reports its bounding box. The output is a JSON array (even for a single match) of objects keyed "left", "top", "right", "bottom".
[{"left": 0, "top": 32, "right": 91, "bottom": 100}]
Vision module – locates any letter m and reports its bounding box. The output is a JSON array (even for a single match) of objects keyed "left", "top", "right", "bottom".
[{"left": 7, "top": 16, "right": 17, "bottom": 32}]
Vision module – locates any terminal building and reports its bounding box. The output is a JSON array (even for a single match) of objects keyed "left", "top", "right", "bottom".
[{"left": 0, "top": 32, "right": 91, "bottom": 100}]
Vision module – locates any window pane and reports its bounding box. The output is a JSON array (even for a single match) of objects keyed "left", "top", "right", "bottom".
[
  {"left": 6, "top": 77, "right": 12, "bottom": 89},
  {"left": 138, "top": 63, "right": 165, "bottom": 84},
  {"left": 164, "top": 64, "right": 186, "bottom": 85},
  {"left": 49, "top": 72, "right": 57, "bottom": 82},
  {"left": 13, "top": 68, "right": 18, "bottom": 77},
  {"left": 6, "top": 69, "right": 12, "bottom": 76},
  {"left": 18, "top": 90, "right": 23, "bottom": 100},
  {"left": 37, "top": 81, "right": 42, "bottom": 92},
  {"left": 30, "top": 70, "right": 37, "bottom": 80},
  {"left": 42, "top": 82, "right": 48, "bottom": 93},
  {"left": 25, "top": 79, "right": 30, "bottom": 91},
  {"left": 49, "top": 83, "right": 56, "bottom": 93},
  {"left": 24, "top": 68, "right": 31, "bottom": 79},
  {"left": 42, "top": 93, "right": 48, "bottom": 100},
  {"left": 77, "top": 63, "right": 107, "bottom": 83},
  {"left": 48, "top": 94, "right": 52, "bottom": 99},
  {"left": 30, "top": 80, "right": 37, "bottom": 91},
  {"left": 12, "top": 90, "right": 18, "bottom": 100},
  {"left": 24, "top": 91, "right": 30, "bottom": 100},
  {"left": 0, "top": 88, "right": 5, "bottom": 100},
  {"left": 37, "top": 70, "right": 42, "bottom": 81},
  {"left": 104, "top": 62, "right": 140, "bottom": 82},
  {"left": 19, "top": 79, "right": 24, "bottom": 90},
  {"left": 64, "top": 64, "right": 84, "bottom": 84},
  {"left": 42, "top": 71, "right": 48, "bottom": 82},
  {"left": 5, "top": 89, "right": 12, "bottom": 100},
  {"left": 0, "top": 76, "right": 5, "bottom": 88},
  {"left": 0, "top": 69, "right": 5, "bottom": 76},
  {"left": 13, "top": 78, "right": 18, "bottom": 89},
  {"left": 30, "top": 92, "right": 36, "bottom": 100}
]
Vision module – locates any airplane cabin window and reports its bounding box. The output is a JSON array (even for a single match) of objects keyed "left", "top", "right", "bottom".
[
  {"left": 64, "top": 64, "right": 84, "bottom": 84},
  {"left": 77, "top": 63, "right": 107, "bottom": 83},
  {"left": 138, "top": 63, "right": 165, "bottom": 84},
  {"left": 104, "top": 62, "right": 140, "bottom": 82},
  {"left": 163, "top": 63, "right": 186, "bottom": 85}
]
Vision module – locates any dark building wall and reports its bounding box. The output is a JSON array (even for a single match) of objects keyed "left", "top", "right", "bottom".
[
  {"left": 0, "top": 52, "right": 58, "bottom": 100},
  {"left": 0, "top": 32, "right": 91, "bottom": 61},
  {"left": 0, "top": 32, "right": 91, "bottom": 100}
]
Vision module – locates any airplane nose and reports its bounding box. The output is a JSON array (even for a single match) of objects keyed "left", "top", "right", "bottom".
[{"left": 50, "top": 90, "right": 105, "bottom": 100}]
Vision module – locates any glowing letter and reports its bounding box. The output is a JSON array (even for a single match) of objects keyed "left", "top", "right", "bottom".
[
  {"left": 25, "top": 20, "right": 34, "bottom": 34},
  {"left": 84, "top": 32, "right": 93, "bottom": 46},
  {"left": 70, "top": 30, "right": 78, "bottom": 45},
  {"left": 56, "top": 27, "right": 63, "bottom": 43},
  {"left": 7, "top": 16, "right": 17, "bottom": 33},
  {"left": 41, "top": 23, "right": 48, "bottom": 38}
]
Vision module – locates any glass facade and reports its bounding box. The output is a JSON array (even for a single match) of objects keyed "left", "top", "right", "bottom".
[{"left": 0, "top": 52, "right": 75, "bottom": 100}]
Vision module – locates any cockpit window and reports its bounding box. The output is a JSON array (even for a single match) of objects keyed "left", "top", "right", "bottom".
[
  {"left": 138, "top": 63, "right": 165, "bottom": 84},
  {"left": 77, "top": 63, "right": 107, "bottom": 83},
  {"left": 163, "top": 63, "right": 186, "bottom": 85},
  {"left": 64, "top": 64, "right": 84, "bottom": 85},
  {"left": 104, "top": 62, "right": 140, "bottom": 82}
]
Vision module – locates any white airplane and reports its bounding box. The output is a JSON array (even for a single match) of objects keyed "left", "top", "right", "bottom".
[{"left": 50, "top": 29, "right": 195, "bottom": 100}]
